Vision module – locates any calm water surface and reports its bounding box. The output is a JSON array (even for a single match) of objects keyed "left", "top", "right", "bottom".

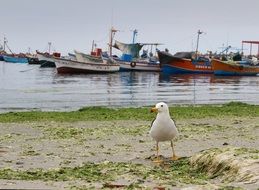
[{"left": 0, "top": 61, "right": 259, "bottom": 113}]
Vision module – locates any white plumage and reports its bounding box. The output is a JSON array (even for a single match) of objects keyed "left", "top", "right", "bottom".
[{"left": 150, "top": 102, "right": 179, "bottom": 162}]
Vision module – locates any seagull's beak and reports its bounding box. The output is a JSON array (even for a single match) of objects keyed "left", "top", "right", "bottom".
[{"left": 151, "top": 107, "right": 158, "bottom": 113}]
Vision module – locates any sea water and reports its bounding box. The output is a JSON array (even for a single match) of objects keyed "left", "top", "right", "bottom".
[{"left": 0, "top": 61, "right": 259, "bottom": 113}]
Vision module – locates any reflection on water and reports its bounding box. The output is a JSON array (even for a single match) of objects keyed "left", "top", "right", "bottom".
[{"left": 0, "top": 61, "right": 259, "bottom": 112}]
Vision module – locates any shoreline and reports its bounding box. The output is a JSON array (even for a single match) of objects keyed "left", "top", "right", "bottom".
[{"left": 1, "top": 101, "right": 259, "bottom": 114}]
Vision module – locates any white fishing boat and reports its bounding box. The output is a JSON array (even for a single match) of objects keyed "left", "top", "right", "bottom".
[
  {"left": 36, "top": 43, "right": 62, "bottom": 67},
  {"left": 112, "top": 30, "right": 161, "bottom": 72},
  {"left": 54, "top": 56, "right": 120, "bottom": 74}
]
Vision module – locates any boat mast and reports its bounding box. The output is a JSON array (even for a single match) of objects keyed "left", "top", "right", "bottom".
[
  {"left": 3, "top": 37, "right": 14, "bottom": 54},
  {"left": 132, "top": 29, "right": 138, "bottom": 44},
  {"left": 91, "top": 40, "right": 95, "bottom": 52},
  {"left": 195, "top": 30, "right": 203, "bottom": 59},
  {"left": 109, "top": 27, "right": 118, "bottom": 56},
  {"left": 48, "top": 42, "right": 51, "bottom": 54},
  {"left": 3, "top": 37, "right": 7, "bottom": 52}
]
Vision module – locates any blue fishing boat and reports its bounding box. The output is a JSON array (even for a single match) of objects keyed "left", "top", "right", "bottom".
[{"left": 3, "top": 55, "right": 28, "bottom": 63}]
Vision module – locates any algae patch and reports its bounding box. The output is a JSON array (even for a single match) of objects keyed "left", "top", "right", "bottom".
[
  {"left": 41, "top": 125, "right": 148, "bottom": 140},
  {"left": 0, "top": 158, "right": 207, "bottom": 186}
]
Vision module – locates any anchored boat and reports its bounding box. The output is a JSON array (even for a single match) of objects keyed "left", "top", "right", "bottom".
[
  {"left": 3, "top": 55, "right": 28, "bottom": 63},
  {"left": 158, "top": 50, "right": 212, "bottom": 74},
  {"left": 112, "top": 29, "right": 161, "bottom": 72},
  {"left": 212, "top": 59, "right": 259, "bottom": 76},
  {"left": 158, "top": 30, "right": 213, "bottom": 74},
  {"left": 212, "top": 40, "right": 259, "bottom": 76}
]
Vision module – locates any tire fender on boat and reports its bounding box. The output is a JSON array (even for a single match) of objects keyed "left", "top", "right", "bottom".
[{"left": 130, "top": 62, "right": 136, "bottom": 67}]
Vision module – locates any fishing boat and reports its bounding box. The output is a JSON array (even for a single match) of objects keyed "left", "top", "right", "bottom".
[
  {"left": 38, "top": 46, "right": 120, "bottom": 74},
  {"left": 158, "top": 30, "right": 213, "bottom": 74},
  {"left": 212, "top": 59, "right": 259, "bottom": 76},
  {"left": 36, "top": 51, "right": 60, "bottom": 67},
  {"left": 112, "top": 29, "right": 161, "bottom": 72},
  {"left": 212, "top": 40, "right": 259, "bottom": 76},
  {"left": 36, "top": 42, "right": 61, "bottom": 67},
  {"left": 54, "top": 57, "right": 120, "bottom": 74},
  {"left": 25, "top": 53, "right": 41, "bottom": 65},
  {"left": 1, "top": 37, "right": 28, "bottom": 63},
  {"left": 158, "top": 50, "right": 212, "bottom": 74},
  {"left": 3, "top": 55, "right": 28, "bottom": 63}
]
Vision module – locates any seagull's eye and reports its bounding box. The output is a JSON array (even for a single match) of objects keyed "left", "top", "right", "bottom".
[{"left": 161, "top": 105, "right": 163, "bottom": 107}]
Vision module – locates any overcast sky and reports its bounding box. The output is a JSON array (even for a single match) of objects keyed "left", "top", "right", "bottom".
[{"left": 0, "top": 0, "right": 259, "bottom": 55}]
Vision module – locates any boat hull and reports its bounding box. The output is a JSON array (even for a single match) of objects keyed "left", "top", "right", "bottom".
[
  {"left": 212, "top": 59, "right": 259, "bottom": 76},
  {"left": 54, "top": 57, "right": 120, "bottom": 74},
  {"left": 27, "top": 57, "right": 41, "bottom": 64},
  {"left": 118, "top": 60, "right": 161, "bottom": 72},
  {"left": 158, "top": 51, "right": 213, "bottom": 74},
  {"left": 3, "top": 55, "right": 28, "bottom": 63}
]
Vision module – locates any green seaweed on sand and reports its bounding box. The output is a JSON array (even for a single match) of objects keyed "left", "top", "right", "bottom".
[
  {"left": 0, "top": 158, "right": 207, "bottom": 185},
  {"left": 41, "top": 125, "right": 148, "bottom": 140},
  {"left": 0, "top": 102, "right": 258, "bottom": 123}
]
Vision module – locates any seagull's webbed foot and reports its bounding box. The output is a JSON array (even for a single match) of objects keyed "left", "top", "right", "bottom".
[
  {"left": 171, "top": 155, "right": 180, "bottom": 161},
  {"left": 153, "top": 157, "right": 163, "bottom": 164}
]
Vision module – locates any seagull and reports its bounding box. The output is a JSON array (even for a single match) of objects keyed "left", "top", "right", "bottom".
[{"left": 150, "top": 102, "right": 179, "bottom": 163}]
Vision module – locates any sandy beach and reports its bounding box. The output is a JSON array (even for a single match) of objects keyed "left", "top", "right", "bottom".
[{"left": 0, "top": 108, "right": 258, "bottom": 189}]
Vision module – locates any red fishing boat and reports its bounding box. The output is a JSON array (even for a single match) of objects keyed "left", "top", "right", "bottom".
[
  {"left": 212, "top": 40, "right": 259, "bottom": 76},
  {"left": 158, "top": 30, "right": 213, "bottom": 74},
  {"left": 158, "top": 51, "right": 213, "bottom": 74},
  {"left": 212, "top": 59, "right": 259, "bottom": 76}
]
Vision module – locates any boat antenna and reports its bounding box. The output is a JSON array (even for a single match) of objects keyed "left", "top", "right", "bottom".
[
  {"left": 132, "top": 29, "right": 138, "bottom": 44},
  {"left": 195, "top": 30, "right": 203, "bottom": 59}
]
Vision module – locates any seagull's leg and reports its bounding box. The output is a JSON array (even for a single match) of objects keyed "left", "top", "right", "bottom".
[
  {"left": 171, "top": 140, "right": 179, "bottom": 161},
  {"left": 153, "top": 141, "right": 162, "bottom": 163}
]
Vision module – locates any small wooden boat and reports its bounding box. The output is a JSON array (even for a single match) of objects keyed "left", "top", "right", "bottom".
[
  {"left": 212, "top": 59, "right": 259, "bottom": 76},
  {"left": 36, "top": 51, "right": 60, "bottom": 67},
  {"left": 3, "top": 55, "right": 28, "bottom": 63},
  {"left": 54, "top": 57, "right": 120, "bottom": 74},
  {"left": 25, "top": 54, "right": 41, "bottom": 65},
  {"left": 27, "top": 57, "right": 40, "bottom": 65},
  {"left": 158, "top": 51, "right": 213, "bottom": 74},
  {"left": 38, "top": 48, "right": 120, "bottom": 74}
]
